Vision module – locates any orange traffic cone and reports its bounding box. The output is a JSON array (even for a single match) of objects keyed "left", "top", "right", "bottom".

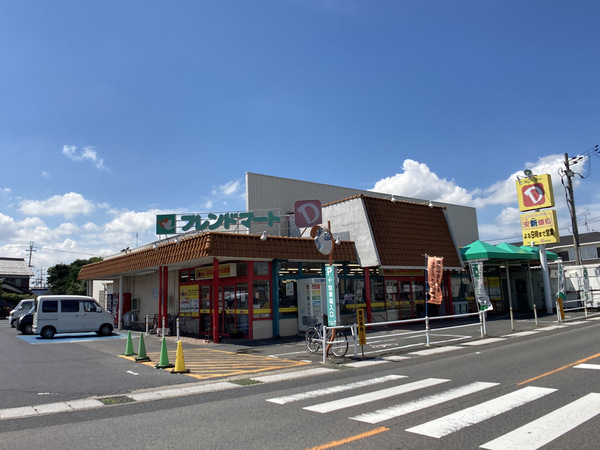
[{"left": 171, "top": 340, "right": 190, "bottom": 374}]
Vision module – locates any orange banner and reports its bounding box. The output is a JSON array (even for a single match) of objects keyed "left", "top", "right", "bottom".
[{"left": 427, "top": 256, "right": 444, "bottom": 305}]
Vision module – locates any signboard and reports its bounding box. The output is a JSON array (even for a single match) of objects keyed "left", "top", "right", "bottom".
[
  {"left": 294, "top": 200, "right": 322, "bottom": 227},
  {"left": 357, "top": 308, "right": 366, "bottom": 346},
  {"left": 195, "top": 264, "right": 237, "bottom": 280},
  {"left": 156, "top": 210, "right": 282, "bottom": 235},
  {"left": 520, "top": 209, "right": 560, "bottom": 246},
  {"left": 516, "top": 174, "right": 555, "bottom": 212},
  {"left": 325, "top": 265, "right": 338, "bottom": 326}
]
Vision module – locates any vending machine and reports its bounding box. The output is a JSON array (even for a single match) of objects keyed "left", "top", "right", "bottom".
[{"left": 297, "top": 278, "right": 325, "bottom": 332}]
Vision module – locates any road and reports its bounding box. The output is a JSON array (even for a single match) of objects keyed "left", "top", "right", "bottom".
[{"left": 1, "top": 314, "right": 600, "bottom": 449}]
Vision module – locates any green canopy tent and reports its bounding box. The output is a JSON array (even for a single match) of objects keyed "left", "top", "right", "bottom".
[
  {"left": 518, "top": 245, "right": 559, "bottom": 261},
  {"left": 460, "top": 240, "right": 518, "bottom": 261},
  {"left": 460, "top": 240, "right": 557, "bottom": 322}
]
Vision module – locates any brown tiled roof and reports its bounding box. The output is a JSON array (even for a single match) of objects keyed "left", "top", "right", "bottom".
[
  {"left": 358, "top": 195, "right": 462, "bottom": 269},
  {"left": 78, "top": 232, "right": 357, "bottom": 280}
]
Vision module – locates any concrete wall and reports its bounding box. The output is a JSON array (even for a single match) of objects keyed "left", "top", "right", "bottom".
[{"left": 246, "top": 172, "right": 478, "bottom": 247}]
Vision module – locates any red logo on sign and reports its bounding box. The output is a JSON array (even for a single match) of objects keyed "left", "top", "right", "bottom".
[
  {"left": 521, "top": 184, "right": 545, "bottom": 208},
  {"left": 294, "top": 200, "right": 322, "bottom": 227}
]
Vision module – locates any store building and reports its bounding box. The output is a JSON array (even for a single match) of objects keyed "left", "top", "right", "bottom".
[{"left": 78, "top": 174, "right": 473, "bottom": 342}]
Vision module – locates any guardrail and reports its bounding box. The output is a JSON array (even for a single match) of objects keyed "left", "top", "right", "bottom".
[{"left": 321, "top": 311, "right": 487, "bottom": 362}]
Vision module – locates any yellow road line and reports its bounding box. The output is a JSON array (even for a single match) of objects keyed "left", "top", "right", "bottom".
[
  {"left": 305, "top": 427, "right": 389, "bottom": 450},
  {"left": 518, "top": 352, "right": 600, "bottom": 385}
]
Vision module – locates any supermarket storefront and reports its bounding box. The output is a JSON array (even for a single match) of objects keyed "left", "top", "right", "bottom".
[{"left": 78, "top": 194, "right": 464, "bottom": 341}]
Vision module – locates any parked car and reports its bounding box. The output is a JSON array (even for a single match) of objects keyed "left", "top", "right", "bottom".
[
  {"left": 8, "top": 299, "right": 35, "bottom": 327},
  {"left": 33, "top": 295, "right": 114, "bottom": 338},
  {"left": 17, "top": 307, "right": 35, "bottom": 334}
]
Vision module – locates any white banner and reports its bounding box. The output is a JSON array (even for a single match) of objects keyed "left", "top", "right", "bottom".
[{"left": 469, "top": 261, "right": 493, "bottom": 311}]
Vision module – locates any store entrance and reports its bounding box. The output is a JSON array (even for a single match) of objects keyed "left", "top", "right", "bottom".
[
  {"left": 385, "top": 278, "right": 426, "bottom": 319},
  {"left": 219, "top": 283, "right": 249, "bottom": 337}
]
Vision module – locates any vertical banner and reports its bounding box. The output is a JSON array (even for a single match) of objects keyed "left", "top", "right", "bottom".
[
  {"left": 356, "top": 308, "right": 366, "bottom": 346},
  {"left": 427, "top": 256, "right": 444, "bottom": 305},
  {"left": 583, "top": 267, "right": 590, "bottom": 304},
  {"left": 325, "top": 265, "right": 338, "bottom": 326},
  {"left": 469, "top": 261, "right": 494, "bottom": 311}
]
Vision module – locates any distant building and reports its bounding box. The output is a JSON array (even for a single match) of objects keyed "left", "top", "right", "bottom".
[
  {"left": 544, "top": 232, "right": 600, "bottom": 265},
  {"left": 0, "top": 257, "right": 34, "bottom": 295}
]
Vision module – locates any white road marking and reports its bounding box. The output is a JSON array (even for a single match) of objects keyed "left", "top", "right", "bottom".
[
  {"left": 352, "top": 381, "right": 498, "bottom": 424},
  {"left": 480, "top": 393, "right": 600, "bottom": 450},
  {"left": 407, "top": 386, "right": 556, "bottom": 438},
  {"left": 408, "top": 346, "right": 463, "bottom": 356},
  {"left": 267, "top": 375, "right": 406, "bottom": 405},
  {"left": 303, "top": 377, "right": 450, "bottom": 413},
  {"left": 574, "top": 363, "right": 600, "bottom": 370},
  {"left": 461, "top": 338, "right": 506, "bottom": 346}
]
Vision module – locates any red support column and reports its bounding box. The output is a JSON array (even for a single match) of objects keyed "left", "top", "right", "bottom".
[
  {"left": 158, "top": 266, "right": 163, "bottom": 332},
  {"left": 162, "top": 266, "right": 169, "bottom": 326},
  {"left": 212, "top": 258, "right": 220, "bottom": 343},
  {"left": 364, "top": 267, "right": 372, "bottom": 323}
]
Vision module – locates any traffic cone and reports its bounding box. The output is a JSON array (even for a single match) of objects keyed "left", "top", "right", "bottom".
[
  {"left": 123, "top": 331, "right": 136, "bottom": 356},
  {"left": 135, "top": 332, "right": 151, "bottom": 362},
  {"left": 171, "top": 340, "right": 190, "bottom": 374},
  {"left": 155, "top": 337, "right": 174, "bottom": 369}
]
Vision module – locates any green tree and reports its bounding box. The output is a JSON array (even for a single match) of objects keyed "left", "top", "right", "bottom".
[{"left": 47, "top": 257, "right": 103, "bottom": 295}]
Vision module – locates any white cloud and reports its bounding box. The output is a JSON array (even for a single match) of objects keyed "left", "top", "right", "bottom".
[
  {"left": 220, "top": 180, "right": 241, "bottom": 196},
  {"left": 371, "top": 155, "right": 597, "bottom": 244},
  {"left": 62, "top": 145, "right": 107, "bottom": 170},
  {"left": 19, "top": 192, "right": 94, "bottom": 219},
  {"left": 371, "top": 159, "right": 473, "bottom": 205}
]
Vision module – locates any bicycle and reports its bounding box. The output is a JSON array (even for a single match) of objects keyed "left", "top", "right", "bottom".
[{"left": 305, "top": 320, "right": 348, "bottom": 357}]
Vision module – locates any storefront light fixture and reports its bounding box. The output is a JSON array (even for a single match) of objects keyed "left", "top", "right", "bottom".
[
  {"left": 428, "top": 200, "right": 434, "bottom": 208},
  {"left": 335, "top": 236, "right": 341, "bottom": 245},
  {"left": 260, "top": 231, "right": 267, "bottom": 241},
  {"left": 391, "top": 195, "right": 397, "bottom": 203}
]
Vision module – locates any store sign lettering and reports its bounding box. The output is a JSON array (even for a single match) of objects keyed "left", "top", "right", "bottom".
[{"left": 156, "top": 211, "right": 281, "bottom": 235}]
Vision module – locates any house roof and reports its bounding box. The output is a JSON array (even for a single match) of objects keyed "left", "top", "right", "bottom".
[
  {"left": 357, "top": 195, "right": 463, "bottom": 269},
  {"left": 78, "top": 232, "right": 358, "bottom": 280},
  {"left": 0, "top": 257, "right": 34, "bottom": 277}
]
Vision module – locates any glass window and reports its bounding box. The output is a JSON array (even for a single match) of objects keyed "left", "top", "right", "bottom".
[
  {"left": 236, "top": 283, "right": 248, "bottom": 308},
  {"left": 253, "top": 261, "right": 269, "bottom": 276},
  {"left": 279, "top": 261, "right": 300, "bottom": 276},
  {"left": 302, "top": 262, "right": 323, "bottom": 276},
  {"left": 42, "top": 300, "right": 58, "bottom": 313},
  {"left": 253, "top": 280, "right": 270, "bottom": 318},
  {"left": 61, "top": 300, "right": 80, "bottom": 313},
  {"left": 278, "top": 280, "right": 297, "bottom": 308},
  {"left": 236, "top": 262, "right": 248, "bottom": 277},
  {"left": 82, "top": 300, "right": 98, "bottom": 312}
]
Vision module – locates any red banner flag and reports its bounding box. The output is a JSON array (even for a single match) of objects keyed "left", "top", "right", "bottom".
[{"left": 427, "top": 256, "right": 444, "bottom": 305}]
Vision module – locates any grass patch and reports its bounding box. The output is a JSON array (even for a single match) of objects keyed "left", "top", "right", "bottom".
[
  {"left": 99, "top": 396, "right": 136, "bottom": 405},
  {"left": 231, "top": 378, "right": 262, "bottom": 386}
]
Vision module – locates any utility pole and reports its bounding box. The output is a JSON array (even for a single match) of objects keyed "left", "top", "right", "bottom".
[
  {"left": 27, "top": 241, "right": 36, "bottom": 268},
  {"left": 563, "top": 153, "right": 582, "bottom": 265}
]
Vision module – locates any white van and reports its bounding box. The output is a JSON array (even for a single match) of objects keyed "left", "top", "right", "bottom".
[
  {"left": 9, "top": 299, "right": 35, "bottom": 327},
  {"left": 33, "top": 295, "right": 114, "bottom": 339}
]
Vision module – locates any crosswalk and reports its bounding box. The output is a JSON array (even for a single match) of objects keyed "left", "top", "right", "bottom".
[{"left": 266, "top": 366, "right": 600, "bottom": 449}]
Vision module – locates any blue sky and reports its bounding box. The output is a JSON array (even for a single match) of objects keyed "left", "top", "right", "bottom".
[{"left": 1, "top": 0, "right": 599, "bottom": 281}]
